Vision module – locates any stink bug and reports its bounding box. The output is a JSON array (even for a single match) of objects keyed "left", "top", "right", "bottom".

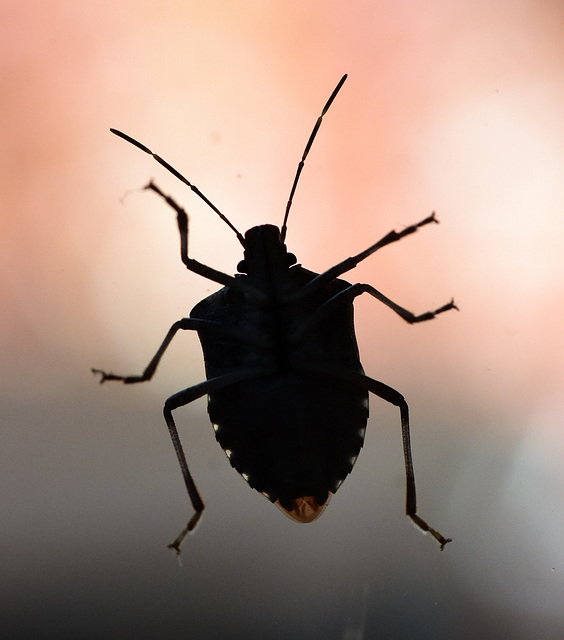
[{"left": 93, "top": 74, "right": 456, "bottom": 553}]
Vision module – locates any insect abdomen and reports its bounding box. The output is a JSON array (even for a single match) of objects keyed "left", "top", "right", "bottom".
[{"left": 209, "top": 371, "right": 368, "bottom": 507}]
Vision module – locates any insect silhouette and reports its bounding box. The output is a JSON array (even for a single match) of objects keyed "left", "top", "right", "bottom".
[{"left": 93, "top": 74, "right": 456, "bottom": 553}]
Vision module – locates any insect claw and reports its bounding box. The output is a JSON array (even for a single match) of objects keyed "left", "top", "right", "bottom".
[
  {"left": 167, "top": 540, "right": 182, "bottom": 555},
  {"left": 439, "top": 537, "right": 453, "bottom": 551},
  {"left": 418, "top": 211, "right": 439, "bottom": 227},
  {"left": 410, "top": 513, "right": 451, "bottom": 550},
  {"left": 91, "top": 368, "right": 110, "bottom": 384},
  {"left": 167, "top": 509, "right": 203, "bottom": 555},
  {"left": 436, "top": 298, "right": 459, "bottom": 315}
]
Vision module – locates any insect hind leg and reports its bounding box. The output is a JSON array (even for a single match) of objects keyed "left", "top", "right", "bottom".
[
  {"left": 162, "top": 368, "right": 273, "bottom": 553},
  {"left": 359, "top": 374, "right": 451, "bottom": 550},
  {"left": 297, "top": 363, "right": 451, "bottom": 550},
  {"left": 163, "top": 389, "right": 205, "bottom": 554}
]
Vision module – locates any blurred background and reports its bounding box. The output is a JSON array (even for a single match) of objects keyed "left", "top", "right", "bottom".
[{"left": 2, "top": 1, "right": 564, "bottom": 638}]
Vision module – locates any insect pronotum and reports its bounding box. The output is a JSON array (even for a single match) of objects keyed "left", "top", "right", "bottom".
[{"left": 93, "top": 74, "right": 456, "bottom": 553}]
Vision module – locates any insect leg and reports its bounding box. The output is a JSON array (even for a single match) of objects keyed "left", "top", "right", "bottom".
[
  {"left": 297, "top": 213, "right": 442, "bottom": 298},
  {"left": 143, "top": 181, "right": 264, "bottom": 300},
  {"left": 346, "top": 285, "right": 457, "bottom": 324},
  {"left": 361, "top": 375, "right": 451, "bottom": 550},
  {"left": 92, "top": 318, "right": 266, "bottom": 384},
  {"left": 294, "top": 363, "right": 451, "bottom": 550},
  {"left": 290, "top": 285, "right": 456, "bottom": 344},
  {"left": 162, "top": 367, "right": 273, "bottom": 553}
]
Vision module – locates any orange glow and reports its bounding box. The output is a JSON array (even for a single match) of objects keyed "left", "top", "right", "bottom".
[{"left": 275, "top": 494, "right": 332, "bottom": 523}]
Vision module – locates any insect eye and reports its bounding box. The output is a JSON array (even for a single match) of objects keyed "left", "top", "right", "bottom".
[
  {"left": 237, "top": 260, "right": 247, "bottom": 274},
  {"left": 287, "top": 253, "right": 297, "bottom": 266}
]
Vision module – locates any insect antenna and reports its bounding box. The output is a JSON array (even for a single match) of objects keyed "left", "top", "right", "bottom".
[
  {"left": 110, "top": 128, "right": 246, "bottom": 247},
  {"left": 280, "top": 74, "right": 347, "bottom": 243}
]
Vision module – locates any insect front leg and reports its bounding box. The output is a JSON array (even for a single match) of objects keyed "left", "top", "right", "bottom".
[
  {"left": 298, "top": 213, "right": 442, "bottom": 298},
  {"left": 144, "top": 181, "right": 265, "bottom": 301}
]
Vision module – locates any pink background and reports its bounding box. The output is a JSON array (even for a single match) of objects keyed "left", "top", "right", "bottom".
[{"left": 2, "top": 1, "right": 564, "bottom": 638}]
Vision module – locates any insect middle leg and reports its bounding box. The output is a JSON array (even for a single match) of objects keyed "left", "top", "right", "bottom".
[
  {"left": 144, "top": 181, "right": 264, "bottom": 301},
  {"left": 92, "top": 318, "right": 267, "bottom": 384},
  {"left": 93, "top": 320, "right": 269, "bottom": 551},
  {"left": 291, "top": 285, "right": 456, "bottom": 344}
]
